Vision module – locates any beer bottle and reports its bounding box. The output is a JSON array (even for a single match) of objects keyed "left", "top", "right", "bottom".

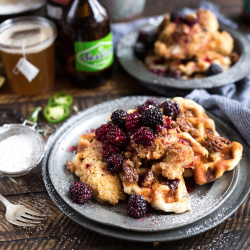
[
  {"left": 46, "top": 0, "right": 72, "bottom": 29},
  {"left": 61, "top": 0, "right": 113, "bottom": 87}
]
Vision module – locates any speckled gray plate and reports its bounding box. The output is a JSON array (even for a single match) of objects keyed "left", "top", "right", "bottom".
[
  {"left": 116, "top": 22, "right": 250, "bottom": 91},
  {"left": 45, "top": 96, "right": 241, "bottom": 232}
]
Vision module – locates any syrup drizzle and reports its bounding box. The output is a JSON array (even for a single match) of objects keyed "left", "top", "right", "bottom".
[
  {"left": 184, "top": 176, "right": 196, "bottom": 193},
  {"left": 66, "top": 145, "right": 77, "bottom": 153}
]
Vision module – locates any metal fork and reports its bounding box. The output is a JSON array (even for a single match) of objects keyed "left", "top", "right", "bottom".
[{"left": 0, "top": 194, "right": 46, "bottom": 227}]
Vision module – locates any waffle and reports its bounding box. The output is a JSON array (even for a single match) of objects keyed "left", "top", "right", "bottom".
[
  {"left": 66, "top": 97, "right": 243, "bottom": 215},
  {"left": 194, "top": 135, "right": 243, "bottom": 185},
  {"left": 174, "top": 97, "right": 219, "bottom": 143},
  {"left": 174, "top": 97, "right": 243, "bottom": 185},
  {"left": 145, "top": 9, "right": 237, "bottom": 79},
  {"left": 119, "top": 127, "right": 207, "bottom": 213},
  {"left": 119, "top": 168, "right": 191, "bottom": 213}
]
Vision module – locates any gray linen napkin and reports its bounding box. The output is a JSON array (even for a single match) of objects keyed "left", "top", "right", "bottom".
[{"left": 112, "top": 1, "right": 250, "bottom": 146}]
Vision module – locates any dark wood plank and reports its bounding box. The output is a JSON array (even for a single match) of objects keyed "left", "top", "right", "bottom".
[{"left": 0, "top": 214, "right": 250, "bottom": 250}]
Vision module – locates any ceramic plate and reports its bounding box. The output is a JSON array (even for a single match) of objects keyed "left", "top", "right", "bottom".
[
  {"left": 116, "top": 22, "right": 250, "bottom": 91},
  {"left": 47, "top": 96, "right": 239, "bottom": 232}
]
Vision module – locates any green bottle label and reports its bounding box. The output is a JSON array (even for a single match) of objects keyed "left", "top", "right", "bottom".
[{"left": 74, "top": 32, "right": 114, "bottom": 72}]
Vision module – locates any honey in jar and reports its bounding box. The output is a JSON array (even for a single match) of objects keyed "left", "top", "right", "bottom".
[{"left": 0, "top": 16, "right": 57, "bottom": 96}]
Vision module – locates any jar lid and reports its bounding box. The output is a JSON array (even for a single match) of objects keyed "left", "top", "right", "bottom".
[{"left": 0, "top": 16, "right": 57, "bottom": 54}]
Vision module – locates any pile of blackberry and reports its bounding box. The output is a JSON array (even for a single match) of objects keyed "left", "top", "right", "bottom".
[
  {"left": 95, "top": 99, "right": 180, "bottom": 151},
  {"left": 93, "top": 99, "right": 181, "bottom": 218}
]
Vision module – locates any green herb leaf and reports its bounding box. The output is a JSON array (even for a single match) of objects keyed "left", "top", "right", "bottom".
[
  {"left": 8, "top": 177, "right": 18, "bottom": 184},
  {"left": 72, "top": 105, "right": 79, "bottom": 113},
  {"left": 37, "top": 129, "right": 47, "bottom": 137},
  {"left": 27, "top": 107, "right": 42, "bottom": 123}
]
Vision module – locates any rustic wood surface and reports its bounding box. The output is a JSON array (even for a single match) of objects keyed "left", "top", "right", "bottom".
[{"left": 0, "top": 0, "right": 250, "bottom": 249}]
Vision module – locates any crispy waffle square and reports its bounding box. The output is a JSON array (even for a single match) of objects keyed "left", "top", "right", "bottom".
[
  {"left": 67, "top": 133, "right": 126, "bottom": 205},
  {"left": 174, "top": 97, "right": 243, "bottom": 185},
  {"left": 119, "top": 168, "right": 191, "bottom": 213}
]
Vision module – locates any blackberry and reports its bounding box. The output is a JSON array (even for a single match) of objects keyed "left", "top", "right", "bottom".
[
  {"left": 102, "top": 144, "right": 121, "bottom": 158},
  {"left": 134, "top": 42, "right": 147, "bottom": 61},
  {"left": 206, "top": 63, "right": 222, "bottom": 76},
  {"left": 165, "top": 70, "right": 182, "bottom": 79},
  {"left": 141, "top": 107, "right": 163, "bottom": 129},
  {"left": 160, "top": 100, "right": 180, "bottom": 120},
  {"left": 144, "top": 98, "right": 160, "bottom": 108},
  {"left": 151, "top": 68, "right": 166, "bottom": 77},
  {"left": 95, "top": 124, "right": 112, "bottom": 142},
  {"left": 127, "top": 194, "right": 147, "bottom": 219},
  {"left": 125, "top": 111, "right": 141, "bottom": 132},
  {"left": 106, "top": 153, "right": 123, "bottom": 172},
  {"left": 69, "top": 182, "right": 92, "bottom": 204},
  {"left": 184, "top": 176, "right": 196, "bottom": 193},
  {"left": 168, "top": 179, "right": 180, "bottom": 191},
  {"left": 138, "top": 27, "right": 158, "bottom": 48},
  {"left": 154, "top": 57, "right": 166, "bottom": 65},
  {"left": 137, "top": 104, "right": 148, "bottom": 115},
  {"left": 170, "top": 12, "right": 183, "bottom": 23},
  {"left": 159, "top": 176, "right": 180, "bottom": 192},
  {"left": 133, "top": 127, "right": 155, "bottom": 146},
  {"left": 156, "top": 125, "right": 164, "bottom": 133},
  {"left": 106, "top": 126, "right": 128, "bottom": 146},
  {"left": 165, "top": 123, "right": 173, "bottom": 129},
  {"left": 184, "top": 17, "right": 199, "bottom": 27},
  {"left": 111, "top": 109, "right": 128, "bottom": 129}
]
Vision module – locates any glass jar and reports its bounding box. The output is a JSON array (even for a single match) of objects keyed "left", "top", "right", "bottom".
[{"left": 0, "top": 16, "right": 57, "bottom": 96}]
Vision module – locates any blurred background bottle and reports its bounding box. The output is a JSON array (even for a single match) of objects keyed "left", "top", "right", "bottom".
[
  {"left": 242, "top": 0, "right": 250, "bottom": 22},
  {"left": 61, "top": 0, "right": 113, "bottom": 88},
  {"left": 46, "top": 0, "right": 72, "bottom": 29},
  {"left": 46, "top": 0, "right": 72, "bottom": 61}
]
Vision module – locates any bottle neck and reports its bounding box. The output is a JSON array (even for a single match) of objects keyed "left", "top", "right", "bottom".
[{"left": 65, "top": 0, "right": 108, "bottom": 24}]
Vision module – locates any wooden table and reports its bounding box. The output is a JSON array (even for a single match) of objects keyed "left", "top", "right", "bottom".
[{"left": 0, "top": 0, "right": 250, "bottom": 249}]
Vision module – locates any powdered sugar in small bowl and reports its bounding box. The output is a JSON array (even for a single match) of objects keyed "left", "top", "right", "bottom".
[{"left": 0, "top": 120, "right": 45, "bottom": 177}]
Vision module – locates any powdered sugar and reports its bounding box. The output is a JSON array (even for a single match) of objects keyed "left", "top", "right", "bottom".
[{"left": 0, "top": 134, "right": 39, "bottom": 172}]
